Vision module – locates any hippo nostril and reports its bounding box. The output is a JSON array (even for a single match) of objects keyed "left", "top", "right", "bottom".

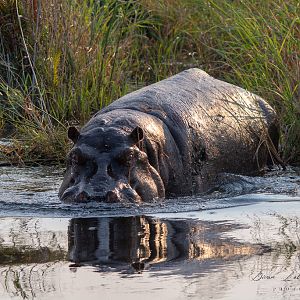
[
  {"left": 105, "top": 191, "right": 119, "bottom": 203},
  {"left": 107, "top": 163, "right": 114, "bottom": 178},
  {"left": 76, "top": 191, "right": 89, "bottom": 202},
  {"left": 60, "top": 190, "right": 74, "bottom": 202}
]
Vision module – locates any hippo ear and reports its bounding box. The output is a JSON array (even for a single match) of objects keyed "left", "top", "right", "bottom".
[
  {"left": 129, "top": 126, "right": 144, "bottom": 144},
  {"left": 68, "top": 126, "right": 80, "bottom": 143}
]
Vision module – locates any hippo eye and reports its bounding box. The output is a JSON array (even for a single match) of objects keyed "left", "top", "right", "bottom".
[
  {"left": 107, "top": 163, "right": 114, "bottom": 178},
  {"left": 71, "top": 154, "right": 85, "bottom": 166},
  {"left": 89, "top": 161, "right": 98, "bottom": 177},
  {"left": 116, "top": 149, "right": 134, "bottom": 166}
]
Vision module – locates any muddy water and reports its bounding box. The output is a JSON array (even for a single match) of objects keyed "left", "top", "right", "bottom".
[{"left": 0, "top": 166, "right": 299, "bottom": 300}]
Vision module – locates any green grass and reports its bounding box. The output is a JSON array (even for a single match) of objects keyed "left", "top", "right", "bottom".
[{"left": 0, "top": 0, "right": 299, "bottom": 163}]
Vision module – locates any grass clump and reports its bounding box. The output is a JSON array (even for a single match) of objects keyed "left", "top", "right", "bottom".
[
  {"left": 205, "top": 0, "right": 300, "bottom": 163},
  {"left": 0, "top": 0, "right": 299, "bottom": 164},
  {"left": 0, "top": 0, "right": 155, "bottom": 162}
]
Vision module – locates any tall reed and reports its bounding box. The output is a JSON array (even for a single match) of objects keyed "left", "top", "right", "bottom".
[
  {"left": 141, "top": 0, "right": 300, "bottom": 163},
  {"left": 0, "top": 0, "right": 299, "bottom": 163}
]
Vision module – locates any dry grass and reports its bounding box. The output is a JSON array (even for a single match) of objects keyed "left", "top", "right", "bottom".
[{"left": 0, "top": 0, "right": 299, "bottom": 163}]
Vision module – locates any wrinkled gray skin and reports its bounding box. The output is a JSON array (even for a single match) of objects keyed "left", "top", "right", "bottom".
[{"left": 59, "top": 68, "right": 279, "bottom": 203}]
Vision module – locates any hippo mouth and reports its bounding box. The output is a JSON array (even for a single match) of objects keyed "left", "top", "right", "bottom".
[{"left": 60, "top": 181, "right": 142, "bottom": 204}]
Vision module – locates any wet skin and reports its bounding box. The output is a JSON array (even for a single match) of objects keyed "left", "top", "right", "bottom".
[
  {"left": 59, "top": 126, "right": 164, "bottom": 203},
  {"left": 59, "top": 68, "right": 279, "bottom": 203}
]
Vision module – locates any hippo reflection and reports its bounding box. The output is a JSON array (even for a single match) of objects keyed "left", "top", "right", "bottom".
[
  {"left": 59, "top": 68, "right": 280, "bottom": 203},
  {"left": 68, "top": 216, "right": 266, "bottom": 272}
]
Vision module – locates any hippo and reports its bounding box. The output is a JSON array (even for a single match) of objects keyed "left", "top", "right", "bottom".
[
  {"left": 59, "top": 68, "right": 280, "bottom": 203},
  {"left": 68, "top": 216, "right": 265, "bottom": 271}
]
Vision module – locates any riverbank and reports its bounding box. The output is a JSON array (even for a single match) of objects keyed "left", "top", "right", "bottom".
[{"left": 0, "top": 0, "right": 299, "bottom": 164}]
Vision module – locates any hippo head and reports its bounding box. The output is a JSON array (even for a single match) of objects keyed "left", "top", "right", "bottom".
[{"left": 59, "top": 125, "right": 165, "bottom": 203}]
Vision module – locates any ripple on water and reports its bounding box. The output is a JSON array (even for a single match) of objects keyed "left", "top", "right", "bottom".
[{"left": 0, "top": 166, "right": 299, "bottom": 217}]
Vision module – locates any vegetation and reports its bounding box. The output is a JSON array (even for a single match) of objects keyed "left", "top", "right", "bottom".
[{"left": 0, "top": 0, "right": 299, "bottom": 164}]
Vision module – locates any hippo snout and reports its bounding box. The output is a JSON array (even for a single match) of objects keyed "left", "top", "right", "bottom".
[
  {"left": 60, "top": 180, "right": 141, "bottom": 203},
  {"left": 76, "top": 191, "right": 90, "bottom": 202},
  {"left": 105, "top": 191, "right": 119, "bottom": 203},
  {"left": 61, "top": 189, "right": 93, "bottom": 203},
  {"left": 105, "top": 182, "right": 142, "bottom": 203}
]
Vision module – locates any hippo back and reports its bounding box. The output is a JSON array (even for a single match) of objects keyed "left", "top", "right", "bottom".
[{"left": 96, "top": 68, "right": 277, "bottom": 193}]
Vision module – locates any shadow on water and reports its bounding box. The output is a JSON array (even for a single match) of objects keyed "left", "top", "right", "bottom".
[
  {"left": 67, "top": 216, "right": 265, "bottom": 274},
  {"left": 0, "top": 216, "right": 265, "bottom": 299},
  {"left": 0, "top": 166, "right": 299, "bottom": 299},
  {"left": 0, "top": 213, "right": 299, "bottom": 300},
  {"left": 0, "top": 216, "right": 262, "bottom": 270}
]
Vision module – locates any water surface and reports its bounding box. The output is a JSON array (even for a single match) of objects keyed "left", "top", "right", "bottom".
[
  {"left": 0, "top": 166, "right": 299, "bottom": 217},
  {"left": 0, "top": 166, "right": 299, "bottom": 300}
]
